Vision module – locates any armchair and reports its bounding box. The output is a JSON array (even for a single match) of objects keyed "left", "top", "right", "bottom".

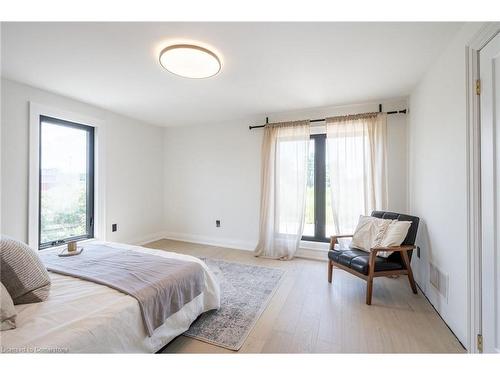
[{"left": 327, "top": 211, "right": 420, "bottom": 305}]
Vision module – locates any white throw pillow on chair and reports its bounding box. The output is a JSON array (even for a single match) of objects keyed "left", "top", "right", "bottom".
[
  {"left": 350, "top": 215, "right": 393, "bottom": 253},
  {"left": 376, "top": 220, "right": 412, "bottom": 258}
]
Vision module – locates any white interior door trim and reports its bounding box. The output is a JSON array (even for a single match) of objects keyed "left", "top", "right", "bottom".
[
  {"left": 479, "top": 30, "right": 500, "bottom": 354},
  {"left": 466, "top": 22, "right": 500, "bottom": 353}
]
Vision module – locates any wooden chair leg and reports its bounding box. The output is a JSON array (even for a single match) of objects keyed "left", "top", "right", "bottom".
[
  {"left": 366, "top": 277, "right": 374, "bottom": 305},
  {"left": 328, "top": 260, "right": 333, "bottom": 283},
  {"left": 366, "top": 252, "right": 376, "bottom": 305},
  {"left": 401, "top": 251, "right": 418, "bottom": 294}
]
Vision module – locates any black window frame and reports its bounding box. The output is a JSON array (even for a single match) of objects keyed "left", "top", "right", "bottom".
[
  {"left": 302, "top": 133, "right": 329, "bottom": 243},
  {"left": 38, "top": 115, "right": 95, "bottom": 250}
]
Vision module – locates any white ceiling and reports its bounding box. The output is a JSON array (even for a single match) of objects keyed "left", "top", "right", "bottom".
[{"left": 1, "top": 22, "right": 462, "bottom": 127}]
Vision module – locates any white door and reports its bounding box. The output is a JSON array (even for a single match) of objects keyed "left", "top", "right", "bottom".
[{"left": 480, "top": 31, "right": 500, "bottom": 354}]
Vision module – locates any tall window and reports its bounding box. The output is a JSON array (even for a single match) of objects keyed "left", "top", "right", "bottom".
[
  {"left": 304, "top": 113, "right": 388, "bottom": 242},
  {"left": 302, "top": 134, "right": 350, "bottom": 242},
  {"left": 39, "top": 115, "right": 94, "bottom": 249},
  {"left": 302, "top": 134, "right": 334, "bottom": 242}
]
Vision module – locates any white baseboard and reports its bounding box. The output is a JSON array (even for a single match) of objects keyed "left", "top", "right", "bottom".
[
  {"left": 127, "top": 229, "right": 328, "bottom": 261},
  {"left": 295, "top": 247, "right": 328, "bottom": 261},
  {"left": 127, "top": 231, "right": 168, "bottom": 246},
  {"left": 161, "top": 231, "right": 328, "bottom": 261},
  {"left": 161, "top": 231, "right": 256, "bottom": 251}
]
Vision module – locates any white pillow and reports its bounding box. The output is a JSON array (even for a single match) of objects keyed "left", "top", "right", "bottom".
[
  {"left": 0, "top": 235, "right": 51, "bottom": 304},
  {"left": 377, "top": 221, "right": 412, "bottom": 258},
  {"left": 1, "top": 282, "right": 16, "bottom": 331},
  {"left": 350, "top": 215, "right": 393, "bottom": 252}
]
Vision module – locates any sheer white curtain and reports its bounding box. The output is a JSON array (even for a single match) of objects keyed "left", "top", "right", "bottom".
[
  {"left": 326, "top": 113, "right": 388, "bottom": 235},
  {"left": 254, "top": 121, "right": 310, "bottom": 260}
]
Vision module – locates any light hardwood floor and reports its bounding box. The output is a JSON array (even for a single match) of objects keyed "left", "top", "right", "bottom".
[{"left": 145, "top": 239, "right": 465, "bottom": 354}]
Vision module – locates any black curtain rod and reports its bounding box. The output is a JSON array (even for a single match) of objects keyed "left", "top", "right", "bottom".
[{"left": 248, "top": 106, "right": 407, "bottom": 130}]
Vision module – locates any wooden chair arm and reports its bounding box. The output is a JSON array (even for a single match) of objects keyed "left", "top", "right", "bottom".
[
  {"left": 329, "top": 234, "right": 354, "bottom": 250},
  {"left": 370, "top": 245, "right": 415, "bottom": 254}
]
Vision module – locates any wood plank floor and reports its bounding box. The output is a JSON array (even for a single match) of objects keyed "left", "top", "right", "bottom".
[{"left": 145, "top": 239, "right": 465, "bottom": 354}]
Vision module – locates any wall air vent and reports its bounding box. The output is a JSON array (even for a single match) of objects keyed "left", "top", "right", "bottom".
[{"left": 429, "top": 262, "right": 448, "bottom": 301}]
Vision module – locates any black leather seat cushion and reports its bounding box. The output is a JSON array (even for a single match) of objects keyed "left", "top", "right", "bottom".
[{"left": 328, "top": 249, "right": 403, "bottom": 275}]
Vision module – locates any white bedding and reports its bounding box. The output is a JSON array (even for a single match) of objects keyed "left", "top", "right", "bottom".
[{"left": 0, "top": 241, "right": 220, "bottom": 353}]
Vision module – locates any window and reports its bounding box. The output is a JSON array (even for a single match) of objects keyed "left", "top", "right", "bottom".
[
  {"left": 303, "top": 139, "right": 315, "bottom": 237},
  {"left": 275, "top": 136, "right": 310, "bottom": 236},
  {"left": 39, "top": 115, "right": 95, "bottom": 249},
  {"left": 302, "top": 133, "right": 333, "bottom": 242},
  {"left": 302, "top": 134, "right": 352, "bottom": 242},
  {"left": 304, "top": 115, "right": 388, "bottom": 242}
]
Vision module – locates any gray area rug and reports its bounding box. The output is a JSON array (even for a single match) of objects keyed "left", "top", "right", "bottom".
[{"left": 183, "top": 258, "right": 284, "bottom": 351}]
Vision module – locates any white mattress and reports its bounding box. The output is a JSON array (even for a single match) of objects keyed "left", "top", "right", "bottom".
[{"left": 0, "top": 241, "right": 220, "bottom": 353}]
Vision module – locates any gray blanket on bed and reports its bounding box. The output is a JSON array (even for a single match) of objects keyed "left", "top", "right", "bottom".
[{"left": 40, "top": 245, "right": 204, "bottom": 336}]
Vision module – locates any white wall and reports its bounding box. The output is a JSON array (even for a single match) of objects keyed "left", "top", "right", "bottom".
[
  {"left": 163, "top": 115, "right": 263, "bottom": 250},
  {"left": 163, "top": 98, "right": 409, "bottom": 251},
  {"left": 408, "top": 23, "right": 484, "bottom": 348},
  {"left": 1, "top": 78, "right": 165, "bottom": 245}
]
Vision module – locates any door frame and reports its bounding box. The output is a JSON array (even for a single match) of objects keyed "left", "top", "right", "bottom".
[{"left": 466, "top": 22, "right": 500, "bottom": 353}]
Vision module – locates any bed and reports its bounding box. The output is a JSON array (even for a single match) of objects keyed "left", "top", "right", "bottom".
[{"left": 0, "top": 241, "right": 220, "bottom": 353}]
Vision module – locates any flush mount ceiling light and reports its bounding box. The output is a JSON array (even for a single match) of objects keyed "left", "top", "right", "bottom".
[{"left": 159, "top": 44, "right": 221, "bottom": 79}]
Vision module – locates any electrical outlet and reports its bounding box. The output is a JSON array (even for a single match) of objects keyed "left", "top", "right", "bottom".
[
  {"left": 112, "top": 224, "right": 118, "bottom": 232},
  {"left": 215, "top": 220, "right": 221, "bottom": 228}
]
